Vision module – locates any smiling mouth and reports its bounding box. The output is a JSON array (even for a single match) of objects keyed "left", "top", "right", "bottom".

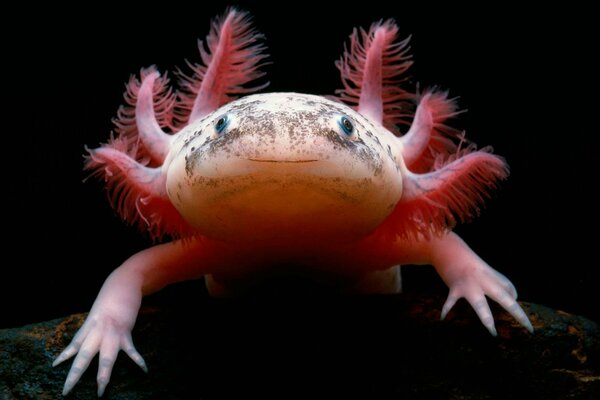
[{"left": 247, "top": 158, "right": 319, "bottom": 163}]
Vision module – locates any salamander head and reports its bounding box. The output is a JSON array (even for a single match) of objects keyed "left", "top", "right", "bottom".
[{"left": 166, "top": 93, "right": 403, "bottom": 243}]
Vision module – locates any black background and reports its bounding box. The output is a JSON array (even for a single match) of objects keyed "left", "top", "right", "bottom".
[{"left": 4, "top": 2, "right": 597, "bottom": 329}]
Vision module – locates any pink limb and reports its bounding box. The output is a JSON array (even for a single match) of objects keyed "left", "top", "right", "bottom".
[
  {"left": 382, "top": 232, "right": 533, "bottom": 335},
  {"left": 53, "top": 238, "right": 220, "bottom": 396}
]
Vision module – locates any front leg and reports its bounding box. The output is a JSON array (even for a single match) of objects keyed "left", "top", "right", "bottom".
[
  {"left": 358, "top": 231, "right": 534, "bottom": 335},
  {"left": 53, "top": 238, "right": 220, "bottom": 396},
  {"left": 427, "top": 232, "right": 533, "bottom": 335}
]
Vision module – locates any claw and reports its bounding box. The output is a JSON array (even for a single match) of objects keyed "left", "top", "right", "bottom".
[
  {"left": 123, "top": 334, "right": 148, "bottom": 372},
  {"left": 62, "top": 376, "right": 78, "bottom": 396},
  {"left": 442, "top": 287, "right": 532, "bottom": 335},
  {"left": 64, "top": 348, "right": 99, "bottom": 395},
  {"left": 54, "top": 312, "right": 146, "bottom": 396},
  {"left": 440, "top": 294, "right": 458, "bottom": 320},
  {"left": 507, "top": 303, "right": 533, "bottom": 333},
  {"left": 436, "top": 255, "right": 532, "bottom": 335},
  {"left": 511, "top": 304, "right": 534, "bottom": 333},
  {"left": 97, "top": 358, "right": 116, "bottom": 397},
  {"left": 487, "top": 268, "right": 518, "bottom": 300},
  {"left": 97, "top": 379, "right": 108, "bottom": 397},
  {"left": 468, "top": 297, "right": 497, "bottom": 336},
  {"left": 501, "top": 301, "right": 534, "bottom": 333},
  {"left": 125, "top": 347, "right": 148, "bottom": 373},
  {"left": 54, "top": 325, "right": 90, "bottom": 367},
  {"left": 485, "top": 323, "right": 498, "bottom": 337},
  {"left": 53, "top": 346, "right": 77, "bottom": 367},
  {"left": 486, "top": 284, "right": 534, "bottom": 333}
]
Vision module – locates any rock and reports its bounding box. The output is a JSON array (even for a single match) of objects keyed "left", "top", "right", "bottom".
[{"left": 1, "top": 293, "right": 599, "bottom": 399}]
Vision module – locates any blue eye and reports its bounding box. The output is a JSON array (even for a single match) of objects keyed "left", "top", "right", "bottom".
[
  {"left": 338, "top": 116, "right": 355, "bottom": 136},
  {"left": 214, "top": 114, "right": 229, "bottom": 134}
]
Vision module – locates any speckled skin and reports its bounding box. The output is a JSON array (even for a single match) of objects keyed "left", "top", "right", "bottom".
[
  {"left": 166, "top": 93, "right": 403, "bottom": 243},
  {"left": 52, "top": 10, "right": 533, "bottom": 397}
]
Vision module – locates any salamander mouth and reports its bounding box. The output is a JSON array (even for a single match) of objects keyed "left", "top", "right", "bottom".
[{"left": 247, "top": 158, "right": 319, "bottom": 163}]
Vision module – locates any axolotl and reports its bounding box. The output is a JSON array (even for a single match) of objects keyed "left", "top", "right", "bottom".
[{"left": 53, "top": 9, "right": 533, "bottom": 396}]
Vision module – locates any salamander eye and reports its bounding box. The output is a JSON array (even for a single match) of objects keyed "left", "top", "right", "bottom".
[
  {"left": 214, "top": 114, "right": 229, "bottom": 135},
  {"left": 338, "top": 116, "right": 355, "bottom": 137}
]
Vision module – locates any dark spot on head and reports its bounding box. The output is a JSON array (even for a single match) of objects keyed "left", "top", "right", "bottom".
[
  {"left": 181, "top": 94, "right": 393, "bottom": 179},
  {"left": 184, "top": 153, "right": 193, "bottom": 178},
  {"left": 315, "top": 128, "right": 359, "bottom": 151}
]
